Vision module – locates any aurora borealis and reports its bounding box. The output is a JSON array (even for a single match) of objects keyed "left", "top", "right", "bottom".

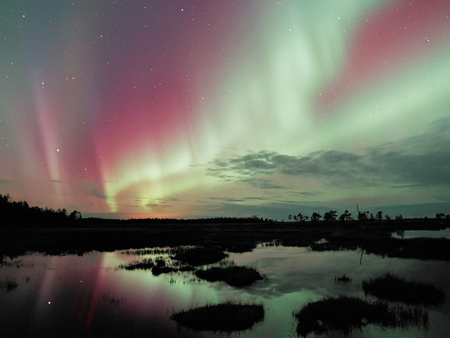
[{"left": 1, "top": 0, "right": 449, "bottom": 219}]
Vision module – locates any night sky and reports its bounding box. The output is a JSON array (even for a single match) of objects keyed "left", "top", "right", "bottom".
[{"left": 1, "top": 0, "right": 449, "bottom": 219}]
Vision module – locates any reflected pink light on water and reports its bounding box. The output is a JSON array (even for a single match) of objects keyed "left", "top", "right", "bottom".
[
  {"left": 3, "top": 248, "right": 449, "bottom": 337},
  {"left": 30, "top": 253, "right": 109, "bottom": 331}
]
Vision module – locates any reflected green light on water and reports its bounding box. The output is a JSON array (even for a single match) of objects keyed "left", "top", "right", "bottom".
[
  {"left": 392, "top": 228, "right": 450, "bottom": 239},
  {"left": 1, "top": 246, "right": 449, "bottom": 338}
]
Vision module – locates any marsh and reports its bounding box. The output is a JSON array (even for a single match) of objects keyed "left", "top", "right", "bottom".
[{"left": 1, "top": 242, "right": 449, "bottom": 337}]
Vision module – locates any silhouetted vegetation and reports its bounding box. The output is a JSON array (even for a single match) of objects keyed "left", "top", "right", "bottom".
[
  {"left": 118, "top": 258, "right": 155, "bottom": 271},
  {"left": 287, "top": 207, "right": 450, "bottom": 226},
  {"left": 310, "top": 212, "right": 322, "bottom": 222},
  {"left": 0, "top": 193, "right": 81, "bottom": 229},
  {"left": 171, "top": 301, "right": 264, "bottom": 332},
  {"left": 1, "top": 194, "right": 449, "bottom": 262},
  {"left": 311, "top": 232, "right": 450, "bottom": 261},
  {"left": 289, "top": 213, "right": 308, "bottom": 222},
  {"left": 323, "top": 210, "right": 337, "bottom": 222},
  {"left": 195, "top": 265, "right": 266, "bottom": 288},
  {"left": 334, "top": 274, "right": 352, "bottom": 283},
  {"left": 173, "top": 247, "right": 228, "bottom": 266},
  {"left": 118, "top": 256, "right": 192, "bottom": 276},
  {"left": 293, "top": 296, "right": 429, "bottom": 337},
  {"left": 363, "top": 273, "right": 445, "bottom": 306},
  {"left": 151, "top": 259, "right": 180, "bottom": 276},
  {"left": 220, "top": 242, "right": 257, "bottom": 253},
  {"left": 339, "top": 209, "right": 353, "bottom": 222},
  {"left": 375, "top": 210, "right": 382, "bottom": 221}
]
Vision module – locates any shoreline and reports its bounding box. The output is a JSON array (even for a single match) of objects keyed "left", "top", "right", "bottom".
[{"left": 1, "top": 220, "right": 449, "bottom": 260}]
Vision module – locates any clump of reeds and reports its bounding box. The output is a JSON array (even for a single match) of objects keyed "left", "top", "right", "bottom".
[
  {"left": 171, "top": 300, "right": 264, "bottom": 331},
  {"left": 221, "top": 242, "right": 257, "bottom": 253},
  {"left": 293, "top": 296, "right": 428, "bottom": 337},
  {"left": 151, "top": 258, "right": 178, "bottom": 276},
  {"left": 120, "top": 248, "right": 172, "bottom": 256},
  {"left": 362, "top": 272, "right": 445, "bottom": 306},
  {"left": 195, "top": 265, "right": 265, "bottom": 287},
  {"left": 118, "top": 257, "right": 184, "bottom": 275},
  {"left": 173, "top": 246, "right": 228, "bottom": 266},
  {"left": 334, "top": 274, "right": 352, "bottom": 283},
  {"left": 118, "top": 258, "right": 155, "bottom": 270}
]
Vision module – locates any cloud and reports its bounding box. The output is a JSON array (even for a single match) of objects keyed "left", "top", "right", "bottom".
[
  {"left": 207, "top": 149, "right": 373, "bottom": 187},
  {"left": 207, "top": 118, "right": 450, "bottom": 189},
  {"left": 208, "top": 196, "right": 269, "bottom": 203},
  {"left": 145, "top": 197, "right": 184, "bottom": 210},
  {"left": 241, "top": 177, "right": 285, "bottom": 189}
]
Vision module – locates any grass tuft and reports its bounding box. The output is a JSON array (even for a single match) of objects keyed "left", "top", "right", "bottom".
[
  {"left": 171, "top": 301, "right": 264, "bottom": 332},
  {"left": 195, "top": 265, "right": 265, "bottom": 287},
  {"left": 293, "top": 295, "right": 428, "bottom": 337},
  {"left": 118, "top": 258, "right": 155, "bottom": 270},
  {"left": 362, "top": 272, "right": 445, "bottom": 305},
  {"left": 334, "top": 274, "right": 352, "bottom": 283},
  {"left": 173, "top": 247, "right": 228, "bottom": 266}
]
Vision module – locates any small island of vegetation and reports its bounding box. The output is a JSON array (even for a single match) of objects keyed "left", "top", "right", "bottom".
[
  {"left": 171, "top": 301, "right": 264, "bottom": 332},
  {"left": 195, "top": 264, "right": 266, "bottom": 287},
  {"left": 293, "top": 295, "right": 429, "bottom": 337},
  {"left": 362, "top": 272, "right": 445, "bottom": 305}
]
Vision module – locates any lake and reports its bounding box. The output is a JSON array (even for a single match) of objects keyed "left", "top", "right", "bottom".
[{"left": 1, "top": 244, "right": 449, "bottom": 337}]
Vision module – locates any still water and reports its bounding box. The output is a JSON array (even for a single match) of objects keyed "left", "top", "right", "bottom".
[
  {"left": 1, "top": 245, "right": 449, "bottom": 338},
  {"left": 391, "top": 228, "right": 450, "bottom": 239}
]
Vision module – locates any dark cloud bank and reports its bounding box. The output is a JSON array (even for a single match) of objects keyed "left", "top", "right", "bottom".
[
  {"left": 205, "top": 118, "right": 450, "bottom": 218},
  {"left": 208, "top": 118, "right": 450, "bottom": 189}
]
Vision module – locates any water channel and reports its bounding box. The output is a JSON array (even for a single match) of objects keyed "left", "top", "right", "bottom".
[{"left": 1, "top": 244, "right": 449, "bottom": 337}]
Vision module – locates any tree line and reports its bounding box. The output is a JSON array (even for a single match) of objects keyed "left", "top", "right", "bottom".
[
  {"left": 0, "top": 194, "right": 278, "bottom": 229},
  {"left": 2, "top": 193, "right": 449, "bottom": 229},
  {"left": 0, "top": 193, "right": 81, "bottom": 229},
  {"left": 288, "top": 209, "right": 450, "bottom": 223}
]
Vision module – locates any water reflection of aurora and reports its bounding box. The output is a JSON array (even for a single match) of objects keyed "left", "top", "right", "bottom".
[{"left": 2, "top": 246, "right": 449, "bottom": 337}]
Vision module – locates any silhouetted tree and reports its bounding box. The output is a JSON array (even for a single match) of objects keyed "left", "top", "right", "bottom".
[
  {"left": 323, "top": 210, "right": 337, "bottom": 222},
  {"left": 375, "top": 211, "right": 383, "bottom": 221},
  {"left": 296, "top": 213, "right": 308, "bottom": 222},
  {"left": 357, "top": 210, "right": 369, "bottom": 222},
  {"left": 1, "top": 193, "right": 11, "bottom": 204},
  {"left": 70, "top": 210, "right": 82, "bottom": 220},
  {"left": 436, "top": 213, "right": 445, "bottom": 220},
  {"left": 311, "top": 212, "right": 322, "bottom": 222},
  {"left": 0, "top": 194, "right": 82, "bottom": 229},
  {"left": 339, "top": 210, "right": 352, "bottom": 222}
]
